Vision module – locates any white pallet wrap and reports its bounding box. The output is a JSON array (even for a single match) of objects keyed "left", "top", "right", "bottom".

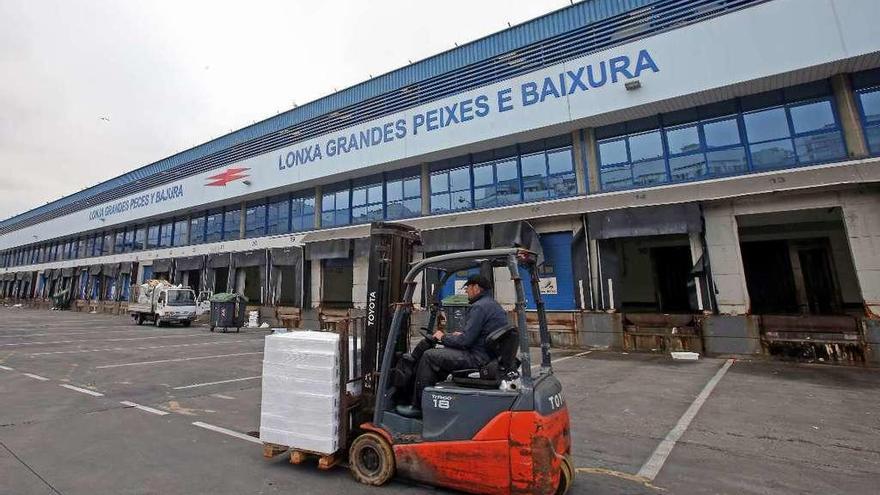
[{"left": 259, "top": 330, "right": 354, "bottom": 455}]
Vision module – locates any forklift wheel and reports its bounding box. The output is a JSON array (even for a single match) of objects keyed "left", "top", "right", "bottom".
[
  {"left": 555, "top": 456, "right": 574, "bottom": 495},
  {"left": 349, "top": 432, "right": 395, "bottom": 486}
]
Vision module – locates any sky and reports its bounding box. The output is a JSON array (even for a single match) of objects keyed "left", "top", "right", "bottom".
[{"left": 0, "top": 0, "right": 574, "bottom": 222}]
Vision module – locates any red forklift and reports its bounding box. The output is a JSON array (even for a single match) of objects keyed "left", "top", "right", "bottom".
[{"left": 270, "top": 223, "right": 574, "bottom": 494}]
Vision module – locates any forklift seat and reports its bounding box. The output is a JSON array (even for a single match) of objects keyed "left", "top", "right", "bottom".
[{"left": 450, "top": 326, "right": 520, "bottom": 389}]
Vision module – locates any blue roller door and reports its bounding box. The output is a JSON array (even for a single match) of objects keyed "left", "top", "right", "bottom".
[
  {"left": 523, "top": 232, "right": 576, "bottom": 311},
  {"left": 438, "top": 267, "right": 480, "bottom": 301}
]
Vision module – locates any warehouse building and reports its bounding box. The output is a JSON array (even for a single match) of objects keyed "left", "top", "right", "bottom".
[{"left": 2, "top": 0, "right": 880, "bottom": 363}]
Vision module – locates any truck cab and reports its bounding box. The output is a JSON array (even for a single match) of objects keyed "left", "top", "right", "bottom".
[{"left": 130, "top": 280, "right": 197, "bottom": 327}]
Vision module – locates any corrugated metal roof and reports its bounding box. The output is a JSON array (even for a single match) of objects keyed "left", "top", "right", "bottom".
[{"left": 0, "top": 0, "right": 661, "bottom": 231}]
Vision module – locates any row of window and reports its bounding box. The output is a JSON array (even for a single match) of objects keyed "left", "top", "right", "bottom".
[
  {"left": 5, "top": 75, "right": 880, "bottom": 268},
  {"left": 597, "top": 81, "right": 848, "bottom": 191}
]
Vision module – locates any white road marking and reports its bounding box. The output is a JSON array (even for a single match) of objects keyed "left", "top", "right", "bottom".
[
  {"left": 59, "top": 384, "right": 104, "bottom": 397},
  {"left": 22, "top": 373, "right": 50, "bottom": 381},
  {"left": 531, "top": 350, "right": 592, "bottom": 370},
  {"left": 95, "top": 352, "right": 263, "bottom": 369},
  {"left": 120, "top": 400, "right": 169, "bottom": 416},
  {"left": 0, "top": 333, "right": 207, "bottom": 347},
  {"left": 192, "top": 421, "right": 262, "bottom": 444},
  {"left": 637, "top": 358, "right": 734, "bottom": 481},
  {"left": 29, "top": 340, "right": 248, "bottom": 356},
  {"left": 211, "top": 394, "right": 236, "bottom": 400},
  {"left": 0, "top": 365, "right": 14, "bottom": 371},
  {"left": 173, "top": 376, "right": 261, "bottom": 390}
]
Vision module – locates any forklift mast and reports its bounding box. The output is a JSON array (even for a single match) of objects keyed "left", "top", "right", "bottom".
[{"left": 362, "top": 223, "right": 420, "bottom": 392}]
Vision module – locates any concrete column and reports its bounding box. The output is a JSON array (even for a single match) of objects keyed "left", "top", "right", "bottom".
[
  {"left": 840, "top": 189, "right": 880, "bottom": 317},
  {"left": 703, "top": 203, "right": 750, "bottom": 315},
  {"left": 688, "top": 232, "right": 706, "bottom": 312},
  {"left": 584, "top": 128, "right": 601, "bottom": 193},
  {"left": 832, "top": 74, "right": 870, "bottom": 159},
  {"left": 588, "top": 238, "right": 601, "bottom": 310},
  {"left": 239, "top": 201, "right": 247, "bottom": 239},
  {"left": 787, "top": 242, "right": 810, "bottom": 315},
  {"left": 420, "top": 163, "right": 431, "bottom": 215},
  {"left": 310, "top": 260, "right": 322, "bottom": 309},
  {"left": 571, "top": 130, "right": 588, "bottom": 195},
  {"left": 313, "top": 185, "right": 323, "bottom": 229}
]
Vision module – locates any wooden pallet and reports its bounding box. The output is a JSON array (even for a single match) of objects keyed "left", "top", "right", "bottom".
[{"left": 262, "top": 442, "right": 342, "bottom": 470}]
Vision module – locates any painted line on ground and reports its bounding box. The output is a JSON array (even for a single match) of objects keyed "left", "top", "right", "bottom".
[
  {"left": 59, "top": 384, "right": 105, "bottom": 397},
  {"left": 192, "top": 421, "right": 262, "bottom": 444},
  {"left": 29, "top": 340, "right": 250, "bottom": 356},
  {"left": 21, "top": 372, "right": 50, "bottom": 381},
  {"left": 95, "top": 352, "right": 263, "bottom": 369},
  {"left": 120, "top": 401, "right": 169, "bottom": 416},
  {"left": 0, "top": 364, "right": 14, "bottom": 371},
  {"left": 173, "top": 376, "right": 261, "bottom": 390},
  {"left": 637, "top": 358, "right": 734, "bottom": 481},
  {"left": 531, "top": 350, "right": 592, "bottom": 371},
  {"left": 0, "top": 333, "right": 210, "bottom": 347}
]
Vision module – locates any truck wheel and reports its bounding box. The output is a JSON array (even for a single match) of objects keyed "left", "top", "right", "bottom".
[
  {"left": 182, "top": 321, "right": 192, "bottom": 327},
  {"left": 555, "top": 455, "right": 574, "bottom": 495},
  {"left": 154, "top": 318, "right": 162, "bottom": 328},
  {"left": 349, "top": 432, "right": 395, "bottom": 486},
  {"left": 209, "top": 326, "right": 215, "bottom": 332}
]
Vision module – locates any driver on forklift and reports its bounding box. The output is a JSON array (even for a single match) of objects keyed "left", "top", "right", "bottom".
[{"left": 397, "top": 274, "right": 508, "bottom": 418}]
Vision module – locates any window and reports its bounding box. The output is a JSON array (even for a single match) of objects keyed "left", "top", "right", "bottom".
[
  {"left": 123, "top": 228, "right": 135, "bottom": 252},
  {"left": 77, "top": 238, "right": 87, "bottom": 258},
  {"left": 430, "top": 166, "right": 471, "bottom": 213},
  {"left": 352, "top": 181, "right": 383, "bottom": 224},
  {"left": 114, "top": 230, "right": 125, "bottom": 254},
  {"left": 474, "top": 158, "right": 519, "bottom": 208},
  {"left": 190, "top": 214, "right": 206, "bottom": 244},
  {"left": 857, "top": 88, "right": 880, "bottom": 155},
  {"left": 173, "top": 219, "right": 189, "bottom": 246},
  {"left": 744, "top": 100, "right": 844, "bottom": 170},
  {"left": 133, "top": 226, "right": 145, "bottom": 251},
  {"left": 205, "top": 211, "right": 223, "bottom": 243},
  {"left": 85, "top": 235, "right": 96, "bottom": 257},
  {"left": 146, "top": 225, "right": 160, "bottom": 249},
  {"left": 267, "top": 195, "right": 291, "bottom": 235},
  {"left": 223, "top": 208, "right": 241, "bottom": 240},
  {"left": 321, "top": 189, "right": 350, "bottom": 228},
  {"left": 158, "top": 221, "right": 173, "bottom": 248},
  {"left": 386, "top": 176, "right": 421, "bottom": 220},
  {"left": 245, "top": 202, "right": 267, "bottom": 238},
  {"left": 291, "top": 195, "right": 315, "bottom": 232}
]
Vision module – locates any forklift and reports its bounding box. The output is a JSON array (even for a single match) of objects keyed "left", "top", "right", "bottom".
[{"left": 280, "top": 223, "right": 574, "bottom": 494}]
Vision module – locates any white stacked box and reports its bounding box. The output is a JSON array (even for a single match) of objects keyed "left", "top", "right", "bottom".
[{"left": 260, "top": 331, "right": 341, "bottom": 454}]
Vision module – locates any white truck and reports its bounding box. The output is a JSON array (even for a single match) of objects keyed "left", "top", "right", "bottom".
[{"left": 129, "top": 279, "right": 197, "bottom": 327}]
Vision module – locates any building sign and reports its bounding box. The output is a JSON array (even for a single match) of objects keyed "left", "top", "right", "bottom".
[{"left": 3, "top": 0, "right": 878, "bottom": 250}]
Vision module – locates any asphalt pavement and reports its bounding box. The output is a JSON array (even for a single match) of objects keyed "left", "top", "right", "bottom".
[{"left": 1, "top": 307, "right": 878, "bottom": 494}]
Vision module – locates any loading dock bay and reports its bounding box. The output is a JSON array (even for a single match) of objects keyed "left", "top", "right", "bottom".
[{"left": 0, "top": 308, "right": 878, "bottom": 495}]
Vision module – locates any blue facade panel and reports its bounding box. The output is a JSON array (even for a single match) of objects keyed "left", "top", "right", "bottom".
[{"left": 523, "top": 232, "right": 576, "bottom": 311}]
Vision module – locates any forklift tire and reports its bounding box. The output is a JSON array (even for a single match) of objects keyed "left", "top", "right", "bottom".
[
  {"left": 349, "top": 432, "right": 395, "bottom": 486},
  {"left": 555, "top": 456, "right": 574, "bottom": 495}
]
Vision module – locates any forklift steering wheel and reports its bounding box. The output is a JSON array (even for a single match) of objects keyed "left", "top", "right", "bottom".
[{"left": 418, "top": 328, "right": 436, "bottom": 343}]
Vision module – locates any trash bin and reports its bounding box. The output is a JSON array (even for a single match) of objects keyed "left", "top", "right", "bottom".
[
  {"left": 441, "top": 294, "right": 470, "bottom": 333},
  {"left": 51, "top": 289, "right": 71, "bottom": 310},
  {"left": 209, "top": 293, "right": 248, "bottom": 333}
]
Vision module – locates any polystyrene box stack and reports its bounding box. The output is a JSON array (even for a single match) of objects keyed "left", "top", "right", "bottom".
[{"left": 260, "top": 331, "right": 343, "bottom": 455}]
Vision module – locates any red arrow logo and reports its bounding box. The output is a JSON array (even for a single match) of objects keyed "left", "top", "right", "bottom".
[{"left": 205, "top": 167, "right": 250, "bottom": 186}]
